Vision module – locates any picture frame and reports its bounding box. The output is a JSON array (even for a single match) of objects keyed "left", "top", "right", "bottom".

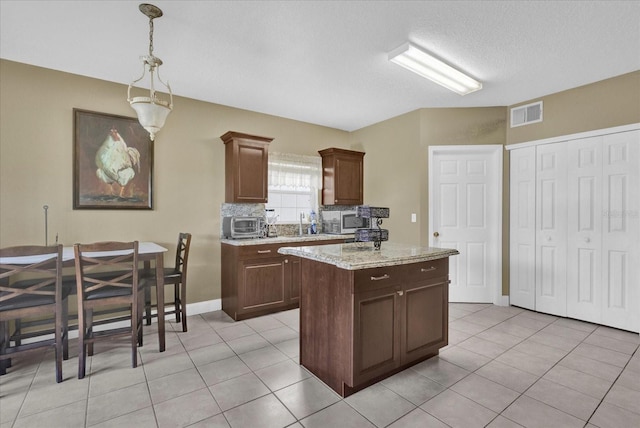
[{"left": 73, "top": 109, "right": 153, "bottom": 210}]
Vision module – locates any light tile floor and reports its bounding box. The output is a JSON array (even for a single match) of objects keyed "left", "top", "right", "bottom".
[{"left": 1, "top": 304, "right": 638, "bottom": 428}]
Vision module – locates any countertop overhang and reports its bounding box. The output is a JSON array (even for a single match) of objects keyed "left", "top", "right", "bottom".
[{"left": 278, "top": 242, "right": 459, "bottom": 270}]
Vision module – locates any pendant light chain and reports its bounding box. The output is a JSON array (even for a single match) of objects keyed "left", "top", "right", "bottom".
[{"left": 148, "top": 16, "right": 154, "bottom": 58}]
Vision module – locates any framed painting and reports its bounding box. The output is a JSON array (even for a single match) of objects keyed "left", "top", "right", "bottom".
[{"left": 73, "top": 109, "right": 153, "bottom": 209}]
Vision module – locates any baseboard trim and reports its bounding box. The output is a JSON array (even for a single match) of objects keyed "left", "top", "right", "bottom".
[
  {"left": 496, "top": 295, "right": 510, "bottom": 307},
  {"left": 18, "top": 298, "right": 223, "bottom": 344}
]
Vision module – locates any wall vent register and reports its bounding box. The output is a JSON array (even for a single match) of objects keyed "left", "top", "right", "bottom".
[{"left": 511, "top": 101, "right": 543, "bottom": 128}]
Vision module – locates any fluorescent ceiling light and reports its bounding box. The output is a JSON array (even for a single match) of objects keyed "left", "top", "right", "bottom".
[{"left": 388, "top": 42, "right": 482, "bottom": 95}]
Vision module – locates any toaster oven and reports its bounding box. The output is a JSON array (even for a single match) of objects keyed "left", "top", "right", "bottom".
[{"left": 222, "top": 216, "right": 264, "bottom": 239}]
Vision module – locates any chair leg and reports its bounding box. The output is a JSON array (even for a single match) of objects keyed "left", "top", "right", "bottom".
[
  {"left": 0, "top": 322, "right": 8, "bottom": 375},
  {"left": 62, "top": 299, "right": 69, "bottom": 361},
  {"left": 77, "top": 308, "right": 86, "bottom": 379},
  {"left": 131, "top": 300, "right": 139, "bottom": 369},
  {"left": 137, "top": 296, "right": 144, "bottom": 347},
  {"left": 54, "top": 310, "right": 63, "bottom": 383},
  {"left": 87, "top": 308, "right": 94, "bottom": 357},
  {"left": 145, "top": 284, "right": 152, "bottom": 326},
  {"left": 13, "top": 319, "right": 22, "bottom": 346},
  {"left": 174, "top": 283, "right": 180, "bottom": 323},
  {"left": 180, "top": 281, "right": 187, "bottom": 332}
]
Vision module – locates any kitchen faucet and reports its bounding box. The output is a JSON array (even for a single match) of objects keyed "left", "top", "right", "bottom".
[{"left": 299, "top": 212, "right": 303, "bottom": 236}]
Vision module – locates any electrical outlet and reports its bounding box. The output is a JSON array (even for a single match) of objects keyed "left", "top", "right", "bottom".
[{"left": 411, "top": 213, "right": 417, "bottom": 223}]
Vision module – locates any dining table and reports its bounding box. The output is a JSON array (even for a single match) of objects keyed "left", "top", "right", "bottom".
[{"left": 0, "top": 241, "right": 169, "bottom": 352}]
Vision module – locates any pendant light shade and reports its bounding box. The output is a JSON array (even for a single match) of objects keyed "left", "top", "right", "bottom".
[{"left": 128, "top": 3, "right": 173, "bottom": 141}]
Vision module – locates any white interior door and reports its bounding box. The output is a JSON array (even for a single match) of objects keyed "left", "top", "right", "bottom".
[
  {"left": 428, "top": 145, "right": 502, "bottom": 304},
  {"left": 535, "top": 143, "right": 568, "bottom": 317},
  {"left": 509, "top": 147, "right": 536, "bottom": 310},
  {"left": 601, "top": 130, "right": 640, "bottom": 331},
  {"left": 567, "top": 136, "right": 603, "bottom": 324}
]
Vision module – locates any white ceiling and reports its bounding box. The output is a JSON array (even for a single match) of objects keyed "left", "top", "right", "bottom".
[{"left": 1, "top": 1, "right": 639, "bottom": 131}]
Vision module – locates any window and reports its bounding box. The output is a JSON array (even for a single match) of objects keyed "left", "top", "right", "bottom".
[{"left": 266, "top": 152, "right": 321, "bottom": 223}]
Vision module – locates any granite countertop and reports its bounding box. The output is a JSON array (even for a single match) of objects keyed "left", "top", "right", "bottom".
[
  {"left": 220, "top": 234, "right": 353, "bottom": 246},
  {"left": 277, "top": 241, "right": 459, "bottom": 270}
]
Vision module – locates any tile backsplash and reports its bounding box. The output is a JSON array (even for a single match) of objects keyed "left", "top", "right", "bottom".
[{"left": 222, "top": 203, "right": 364, "bottom": 237}]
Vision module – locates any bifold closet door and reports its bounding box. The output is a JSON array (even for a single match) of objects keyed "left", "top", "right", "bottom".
[
  {"left": 567, "top": 136, "right": 603, "bottom": 324},
  {"left": 601, "top": 130, "right": 639, "bottom": 332},
  {"left": 535, "top": 143, "right": 568, "bottom": 317},
  {"left": 509, "top": 147, "right": 536, "bottom": 310}
]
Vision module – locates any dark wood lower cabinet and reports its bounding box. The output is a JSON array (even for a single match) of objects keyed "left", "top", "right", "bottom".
[
  {"left": 300, "top": 257, "right": 450, "bottom": 397},
  {"left": 352, "top": 286, "right": 401, "bottom": 386},
  {"left": 221, "top": 239, "right": 344, "bottom": 321},
  {"left": 240, "top": 257, "right": 287, "bottom": 310}
]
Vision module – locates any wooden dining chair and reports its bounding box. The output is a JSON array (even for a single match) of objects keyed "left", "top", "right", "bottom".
[
  {"left": 74, "top": 241, "right": 144, "bottom": 379},
  {"left": 144, "top": 233, "right": 191, "bottom": 332},
  {"left": 0, "top": 245, "right": 70, "bottom": 383}
]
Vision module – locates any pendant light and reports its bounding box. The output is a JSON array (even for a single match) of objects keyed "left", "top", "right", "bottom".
[{"left": 127, "top": 3, "right": 173, "bottom": 141}]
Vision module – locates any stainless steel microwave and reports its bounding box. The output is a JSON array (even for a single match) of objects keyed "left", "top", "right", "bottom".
[
  {"left": 222, "top": 216, "right": 263, "bottom": 239},
  {"left": 322, "top": 210, "right": 370, "bottom": 234}
]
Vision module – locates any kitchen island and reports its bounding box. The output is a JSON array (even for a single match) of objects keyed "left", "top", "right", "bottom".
[{"left": 278, "top": 242, "right": 459, "bottom": 397}]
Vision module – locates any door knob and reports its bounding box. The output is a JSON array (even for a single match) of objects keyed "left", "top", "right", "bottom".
[
  {"left": 433, "top": 232, "right": 440, "bottom": 238},
  {"left": 584, "top": 237, "right": 591, "bottom": 243}
]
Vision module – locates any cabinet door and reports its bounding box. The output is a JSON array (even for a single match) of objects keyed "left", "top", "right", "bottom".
[
  {"left": 334, "top": 155, "right": 363, "bottom": 205},
  {"left": 536, "top": 143, "right": 568, "bottom": 316},
  {"left": 234, "top": 140, "right": 269, "bottom": 203},
  {"left": 352, "top": 287, "right": 401, "bottom": 386},
  {"left": 509, "top": 147, "right": 537, "bottom": 310},
  {"left": 567, "top": 137, "right": 603, "bottom": 324},
  {"left": 601, "top": 130, "right": 639, "bottom": 332},
  {"left": 320, "top": 148, "right": 364, "bottom": 205},
  {"left": 401, "top": 279, "right": 448, "bottom": 364},
  {"left": 239, "top": 257, "right": 286, "bottom": 313},
  {"left": 222, "top": 131, "right": 272, "bottom": 204}
]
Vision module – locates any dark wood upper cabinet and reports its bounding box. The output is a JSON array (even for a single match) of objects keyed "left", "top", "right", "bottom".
[
  {"left": 221, "top": 131, "right": 273, "bottom": 203},
  {"left": 319, "top": 148, "right": 365, "bottom": 205}
]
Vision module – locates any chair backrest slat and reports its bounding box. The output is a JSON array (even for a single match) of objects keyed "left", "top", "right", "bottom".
[
  {"left": 174, "top": 233, "right": 192, "bottom": 275},
  {"left": 74, "top": 241, "right": 139, "bottom": 300},
  {"left": 0, "top": 245, "right": 63, "bottom": 307}
]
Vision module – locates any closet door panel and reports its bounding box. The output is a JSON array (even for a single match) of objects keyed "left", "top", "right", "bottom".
[
  {"left": 567, "top": 137, "right": 602, "bottom": 324},
  {"left": 601, "top": 130, "right": 639, "bottom": 332},
  {"left": 535, "top": 143, "right": 567, "bottom": 316},
  {"left": 509, "top": 147, "right": 536, "bottom": 310}
]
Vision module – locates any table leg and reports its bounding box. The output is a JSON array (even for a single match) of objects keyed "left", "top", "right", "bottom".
[{"left": 155, "top": 254, "right": 165, "bottom": 352}]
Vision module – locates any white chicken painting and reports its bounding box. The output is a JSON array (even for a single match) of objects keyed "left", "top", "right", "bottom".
[{"left": 95, "top": 128, "right": 141, "bottom": 199}]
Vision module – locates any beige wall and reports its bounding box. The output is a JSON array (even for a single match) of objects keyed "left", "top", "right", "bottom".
[
  {"left": 0, "top": 60, "right": 349, "bottom": 304},
  {"left": 507, "top": 71, "right": 640, "bottom": 145}
]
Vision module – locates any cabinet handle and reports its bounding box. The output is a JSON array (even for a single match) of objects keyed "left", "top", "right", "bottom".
[
  {"left": 370, "top": 274, "right": 390, "bottom": 281},
  {"left": 421, "top": 266, "right": 436, "bottom": 272},
  {"left": 257, "top": 250, "right": 272, "bottom": 254},
  {"left": 284, "top": 259, "right": 289, "bottom": 264},
  {"left": 397, "top": 291, "right": 404, "bottom": 296}
]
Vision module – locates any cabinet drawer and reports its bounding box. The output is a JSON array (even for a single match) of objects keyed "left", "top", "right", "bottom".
[
  {"left": 354, "top": 265, "right": 402, "bottom": 293},
  {"left": 238, "top": 244, "right": 282, "bottom": 260},
  {"left": 405, "top": 258, "right": 448, "bottom": 282}
]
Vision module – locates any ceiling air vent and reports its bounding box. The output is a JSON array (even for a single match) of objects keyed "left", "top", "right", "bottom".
[{"left": 511, "top": 101, "right": 543, "bottom": 128}]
